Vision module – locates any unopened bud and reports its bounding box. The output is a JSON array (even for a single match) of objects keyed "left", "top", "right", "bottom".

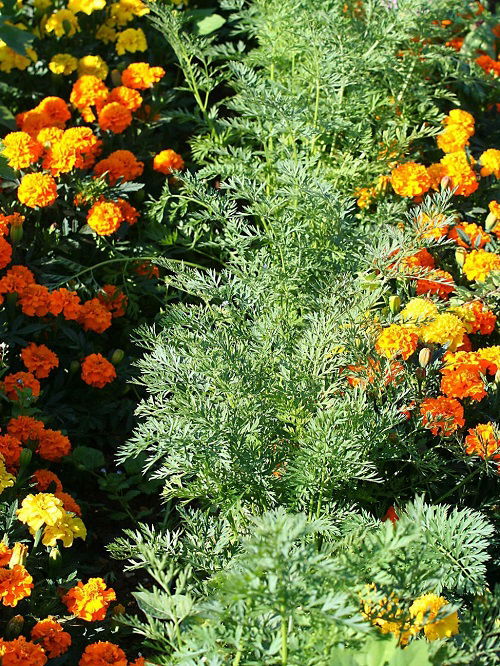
[
  {"left": 69, "top": 360, "right": 80, "bottom": 374},
  {"left": 415, "top": 367, "right": 426, "bottom": 381},
  {"left": 111, "top": 349, "right": 125, "bottom": 365},
  {"left": 4, "top": 615, "right": 24, "bottom": 639},
  {"left": 495, "top": 369, "right": 500, "bottom": 385},
  {"left": 419, "top": 348, "right": 431, "bottom": 368},
  {"left": 485, "top": 212, "right": 498, "bottom": 233},
  {"left": 19, "top": 447, "right": 32, "bottom": 468},
  {"left": 440, "top": 176, "right": 451, "bottom": 190},
  {"left": 9, "top": 543, "right": 28, "bottom": 567},
  {"left": 389, "top": 295, "right": 401, "bottom": 314},
  {"left": 111, "top": 69, "right": 122, "bottom": 87},
  {"left": 48, "top": 547, "right": 62, "bottom": 573},
  {"left": 455, "top": 248, "right": 467, "bottom": 267},
  {"left": 112, "top": 603, "right": 126, "bottom": 616},
  {"left": 10, "top": 224, "right": 23, "bottom": 244}
]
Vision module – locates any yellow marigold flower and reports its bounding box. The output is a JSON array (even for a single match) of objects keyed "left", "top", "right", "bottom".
[
  {"left": 68, "top": 0, "right": 106, "bottom": 14},
  {"left": 115, "top": 27, "right": 147, "bottom": 56},
  {"left": 17, "top": 493, "right": 65, "bottom": 533},
  {"left": 390, "top": 162, "right": 431, "bottom": 197},
  {"left": 399, "top": 298, "right": 438, "bottom": 328},
  {"left": 0, "top": 455, "right": 15, "bottom": 494},
  {"left": 480, "top": 148, "right": 500, "bottom": 178},
  {"left": 420, "top": 313, "right": 466, "bottom": 351},
  {"left": 440, "top": 151, "right": 478, "bottom": 197},
  {"left": 18, "top": 172, "right": 57, "bottom": 208},
  {"left": 463, "top": 249, "right": 500, "bottom": 282},
  {"left": 437, "top": 124, "right": 471, "bottom": 153},
  {"left": 360, "top": 584, "right": 415, "bottom": 646},
  {"left": 410, "top": 593, "right": 459, "bottom": 641},
  {"left": 444, "top": 109, "right": 475, "bottom": 135},
  {"left": 0, "top": 43, "right": 37, "bottom": 73},
  {"left": 42, "top": 511, "right": 87, "bottom": 548},
  {"left": 96, "top": 22, "right": 117, "bottom": 43},
  {"left": 109, "top": 0, "right": 149, "bottom": 26},
  {"left": 1, "top": 131, "right": 43, "bottom": 169},
  {"left": 489, "top": 201, "right": 500, "bottom": 219},
  {"left": 78, "top": 55, "right": 109, "bottom": 80},
  {"left": 45, "top": 9, "right": 80, "bottom": 38},
  {"left": 375, "top": 324, "right": 418, "bottom": 360},
  {"left": 49, "top": 53, "right": 78, "bottom": 75}
]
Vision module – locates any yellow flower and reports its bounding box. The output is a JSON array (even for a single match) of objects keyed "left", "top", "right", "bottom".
[
  {"left": 0, "top": 456, "right": 15, "bottom": 494},
  {"left": 410, "top": 593, "right": 459, "bottom": 641},
  {"left": 109, "top": 0, "right": 149, "bottom": 26},
  {"left": 115, "top": 27, "right": 147, "bottom": 56},
  {"left": 42, "top": 512, "right": 87, "bottom": 548},
  {"left": 480, "top": 149, "right": 500, "bottom": 179},
  {"left": 34, "top": 0, "right": 52, "bottom": 9},
  {"left": 420, "top": 313, "right": 466, "bottom": 351},
  {"left": 45, "top": 9, "right": 79, "bottom": 38},
  {"left": 49, "top": 53, "right": 78, "bottom": 75},
  {"left": 78, "top": 55, "right": 108, "bottom": 80},
  {"left": 68, "top": 0, "right": 106, "bottom": 14},
  {"left": 0, "top": 43, "right": 37, "bottom": 73},
  {"left": 96, "top": 22, "right": 117, "bottom": 43},
  {"left": 399, "top": 298, "right": 438, "bottom": 328},
  {"left": 17, "top": 493, "right": 65, "bottom": 533}
]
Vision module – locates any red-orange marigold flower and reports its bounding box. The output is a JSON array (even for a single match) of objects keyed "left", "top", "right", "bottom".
[
  {"left": 2, "top": 372, "right": 40, "bottom": 401},
  {"left": 0, "top": 236, "right": 12, "bottom": 270},
  {"left": 416, "top": 269, "right": 455, "bottom": 299},
  {"left": 153, "top": 149, "right": 185, "bottom": 175},
  {"left": 93, "top": 149, "right": 144, "bottom": 185},
  {"left": 81, "top": 353, "right": 117, "bottom": 388},
  {"left": 21, "top": 343, "right": 59, "bottom": 379},
  {"left": 17, "top": 173, "right": 57, "bottom": 208},
  {"left": 0, "top": 543, "right": 12, "bottom": 566},
  {"left": 465, "top": 423, "right": 500, "bottom": 461},
  {"left": 18, "top": 284, "right": 52, "bottom": 317},
  {"left": 97, "top": 284, "right": 128, "bottom": 317},
  {"left": 70, "top": 75, "right": 109, "bottom": 121},
  {"left": 79, "top": 641, "right": 127, "bottom": 666},
  {"left": 78, "top": 298, "right": 112, "bottom": 333},
  {"left": 0, "top": 265, "right": 35, "bottom": 296},
  {"left": 116, "top": 198, "right": 139, "bottom": 225},
  {"left": 32, "top": 469, "right": 63, "bottom": 493},
  {"left": 448, "top": 223, "right": 490, "bottom": 249},
  {"left": 106, "top": 86, "right": 143, "bottom": 111},
  {"left": 31, "top": 617, "right": 71, "bottom": 658},
  {"left": 440, "top": 363, "right": 486, "bottom": 402},
  {"left": 0, "top": 635, "right": 47, "bottom": 666},
  {"left": 98, "top": 102, "right": 132, "bottom": 134},
  {"left": 63, "top": 577, "right": 116, "bottom": 621},
  {"left": 49, "top": 288, "right": 82, "bottom": 320},
  {"left": 0, "top": 435, "right": 22, "bottom": 470},
  {"left": 37, "top": 429, "right": 71, "bottom": 462},
  {"left": 36, "top": 97, "right": 71, "bottom": 127},
  {"left": 55, "top": 491, "right": 82, "bottom": 516},
  {"left": 121, "top": 62, "right": 165, "bottom": 89},
  {"left": 8, "top": 416, "right": 45, "bottom": 444},
  {"left": 0, "top": 564, "right": 33, "bottom": 607},
  {"left": 420, "top": 396, "right": 465, "bottom": 436}
]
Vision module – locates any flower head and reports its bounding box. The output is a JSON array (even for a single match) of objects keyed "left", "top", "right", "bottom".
[
  {"left": 63, "top": 577, "right": 116, "bottom": 621},
  {"left": 31, "top": 618, "right": 71, "bottom": 658},
  {"left": 81, "top": 353, "right": 117, "bottom": 388},
  {"left": 45, "top": 9, "right": 80, "bottom": 38},
  {"left": 2, "top": 372, "right": 40, "bottom": 401},
  {"left": 390, "top": 162, "right": 431, "bottom": 197},
  {"left": 375, "top": 325, "right": 418, "bottom": 360},
  {"left": 21, "top": 343, "right": 59, "bottom": 379},
  {"left": 153, "top": 149, "right": 185, "bottom": 175},
  {"left": 409, "top": 593, "right": 459, "bottom": 641},
  {"left": 18, "top": 173, "right": 57, "bottom": 208},
  {"left": 0, "top": 565, "right": 33, "bottom": 607},
  {"left": 17, "top": 493, "right": 65, "bottom": 532},
  {"left": 115, "top": 28, "right": 147, "bottom": 55},
  {"left": 1, "top": 132, "right": 42, "bottom": 169},
  {"left": 465, "top": 423, "right": 500, "bottom": 460},
  {"left": 420, "top": 396, "right": 464, "bottom": 436},
  {"left": 121, "top": 62, "right": 165, "bottom": 89},
  {"left": 79, "top": 641, "right": 127, "bottom": 666},
  {"left": 463, "top": 249, "right": 500, "bottom": 282}
]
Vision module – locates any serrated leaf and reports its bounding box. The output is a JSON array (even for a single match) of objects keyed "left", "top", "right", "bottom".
[{"left": 195, "top": 13, "right": 226, "bottom": 35}]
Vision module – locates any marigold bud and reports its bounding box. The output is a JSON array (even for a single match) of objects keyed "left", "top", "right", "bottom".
[
  {"left": 111, "top": 69, "right": 122, "bottom": 86},
  {"left": 440, "top": 175, "right": 451, "bottom": 189},
  {"left": 4, "top": 614, "right": 24, "bottom": 639},
  {"left": 419, "top": 348, "right": 431, "bottom": 368},
  {"left": 9, "top": 543, "right": 28, "bottom": 567},
  {"left": 455, "top": 248, "right": 467, "bottom": 267},
  {"left": 415, "top": 367, "right": 426, "bottom": 380},
  {"left": 485, "top": 212, "right": 498, "bottom": 232},
  {"left": 10, "top": 224, "right": 23, "bottom": 244},
  {"left": 69, "top": 360, "right": 80, "bottom": 374},
  {"left": 111, "top": 349, "right": 125, "bottom": 365},
  {"left": 495, "top": 370, "right": 500, "bottom": 385},
  {"left": 19, "top": 447, "right": 32, "bottom": 467},
  {"left": 389, "top": 295, "right": 401, "bottom": 314}
]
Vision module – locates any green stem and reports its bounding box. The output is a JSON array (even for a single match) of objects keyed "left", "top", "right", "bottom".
[
  {"left": 280, "top": 605, "right": 288, "bottom": 665},
  {"left": 433, "top": 467, "right": 481, "bottom": 504}
]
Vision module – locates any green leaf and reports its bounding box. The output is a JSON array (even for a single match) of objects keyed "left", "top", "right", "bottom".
[
  {"left": 71, "top": 446, "right": 106, "bottom": 471},
  {"left": 0, "top": 154, "right": 16, "bottom": 181},
  {"left": 194, "top": 13, "right": 226, "bottom": 36},
  {"left": 0, "top": 105, "right": 16, "bottom": 131},
  {"left": 133, "top": 590, "right": 172, "bottom": 620},
  {"left": 0, "top": 22, "right": 34, "bottom": 56}
]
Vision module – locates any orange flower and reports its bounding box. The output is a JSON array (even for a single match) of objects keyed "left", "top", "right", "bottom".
[
  {"left": 427, "top": 163, "right": 446, "bottom": 190},
  {"left": 134, "top": 261, "right": 159, "bottom": 278},
  {"left": 476, "top": 54, "right": 500, "bottom": 77},
  {"left": 0, "top": 236, "right": 12, "bottom": 270},
  {"left": 0, "top": 564, "right": 33, "bottom": 607},
  {"left": 31, "top": 617, "right": 71, "bottom": 658},
  {"left": 0, "top": 542, "right": 12, "bottom": 566},
  {"left": 55, "top": 491, "right": 82, "bottom": 516},
  {"left": 0, "top": 636, "right": 47, "bottom": 665},
  {"left": 440, "top": 151, "right": 478, "bottom": 197},
  {"left": 2, "top": 372, "right": 40, "bottom": 401},
  {"left": 460, "top": 301, "right": 496, "bottom": 335},
  {"left": 36, "top": 96, "right": 71, "bottom": 127},
  {"left": 437, "top": 125, "right": 471, "bottom": 153},
  {"left": 16, "top": 109, "right": 51, "bottom": 137},
  {"left": 8, "top": 416, "right": 45, "bottom": 444},
  {"left": 81, "top": 353, "right": 117, "bottom": 388},
  {"left": 61, "top": 127, "right": 102, "bottom": 169},
  {"left": 116, "top": 198, "right": 139, "bottom": 225},
  {"left": 1, "top": 132, "right": 43, "bottom": 169},
  {"left": 463, "top": 249, "right": 500, "bottom": 282},
  {"left": 420, "top": 396, "right": 464, "bottom": 436},
  {"left": 32, "top": 469, "right": 63, "bottom": 493},
  {"left": 153, "top": 149, "right": 185, "bottom": 175},
  {"left": 106, "top": 86, "right": 142, "bottom": 111},
  {"left": 98, "top": 102, "right": 132, "bottom": 134},
  {"left": 18, "top": 284, "right": 52, "bottom": 317},
  {"left": 375, "top": 325, "right": 418, "bottom": 360},
  {"left": 398, "top": 248, "right": 435, "bottom": 271},
  {"left": 465, "top": 423, "right": 500, "bottom": 460},
  {"left": 440, "top": 363, "right": 486, "bottom": 402},
  {"left": 0, "top": 435, "right": 22, "bottom": 470},
  {"left": 476, "top": 346, "right": 500, "bottom": 375},
  {"left": 78, "top": 298, "right": 112, "bottom": 333},
  {"left": 87, "top": 200, "right": 123, "bottom": 235},
  {"left": 448, "top": 223, "right": 490, "bottom": 249},
  {"left": 79, "top": 641, "right": 127, "bottom": 666},
  {"left": 416, "top": 269, "right": 455, "bottom": 299},
  {"left": 0, "top": 213, "right": 24, "bottom": 237},
  {"left": 97, "top": 284, "right": 128, "bottom": 317},
  {"left": 21, "top": 343, "right": 59, "bottom": 379},
  {"left": 0, "top": 265, "right": 35, "bottom": 295},
  {"left": 37, "top": 429, "right": 71, "bottom": 462},
  {"left": 93, "top": 149, "right": 144, "bottom": 185},
  {"left": 63, "top": 577, "right": 116, "bottom": 621},
  {"left": 49, "top": 288, "right": 82, "bottom": 320},
  {"left": 390, "top": 162, "right": 431, "bottom": 197},
  {"left": 17, "top": 173, "right": 57, "bottom": 208},
  {"left": 121, "top": 62, "right": 165, "bottom": 89},
  {"left": 70, "top": 75, "right": 109, "bottom": 121},
  {"left": 479, "top": 148, "right": 500, "bottom": 178}
]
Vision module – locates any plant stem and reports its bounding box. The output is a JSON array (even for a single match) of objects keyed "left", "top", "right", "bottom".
[
  {"left": 280, "top": 605, "right": 288, "bottom": 665},
  {"left": 434, "top": 467, "right": 480, "bottom": 504}
]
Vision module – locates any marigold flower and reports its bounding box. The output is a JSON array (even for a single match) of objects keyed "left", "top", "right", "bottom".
[
  {"left": 0, "top": 236, "right": 12, "bottom": 270},
  {"left": 87, "top": 199, "right": 123, "bottom": 235},
  {"left": 480, "top": 148, "right": 500, "bottom": 178},
  {"left": 45, "top": 9, "right": 80, "bottom": 37},
  {"left": 427, "top": 163, "right": 446, "bottom": 190},
  {"left": 2, "top": 372, "right": 40, "bottom": 401},
  {"left": 375, "top": 325, "right": 418, "bottom": 360},
  {"left": 49, "top": 288, "right": 82, "bottom": 319},
  {"left": 360, "top": 585, "right": 414, "bottom": 645},
  {"left": 78, "top": 298, "right": 112, "bottom": 333},
  {"left": 0, "top": 636, "right": 47, "bottom": 665},
  {"left": 32, "top": 469, "right": 63, "bottom": 493},
  {"left": 399, "top": 298, "right": 437, "bottom": 328},
  {"left": 121, "top": 62, "right": 165, "bottom": 89},
  {"left": 17, "top": 173, "right": 57, "bottom": 209},
  {"left": 18, "top": 284, "right": 52, "bottom": 317},
  {"left": 79, "top": 641, "right": 127, "bottom": 666},
  {"left": 448, "top": 222, "right": 490, "bottom": 249},
  {"left": 49, "top": 53, "right": 78, "bottom": 75},
  {"left": 63, "top": 577, "right": 116, "bottom": 621},
  {"left": 420, "top": 396, "right": 464, "bottom": 436},
  {"left": 489, "top": 201, "right": 500, "bottom": 219},
  {"left": 42, "top": 511, "right": 86, "bottom": 547},
  {"left": 55, "top": 491, "right": 82, "bottom": 516},
  {"left": 0, "top": 564, "right": 33, "bottom": 608},
  {"left": 444, "top": 110, "right": 475, "bottom": 134},
  {"left": 153, "top": 149, "right": 185, "bottom": 175},
  {"left": 17, "top": 493, "right": 65, "bottom": 533},
  {"left": 81, "top": 353, "right": 117, "bottom": 388},
  {"left": 109, "top": 0, "right": 149, "bottom": 25},
  {"left": 476, "top": 346, "right": 500, "bottom": 375},
  {"left": 8, "top": 416, "right": 44, "bottom": 444},
  {"left": 70, "top": 75, "right": 109, "bottom": 122},
  {"left": 31, "top": 617, "right": 71, "bottom": 659},
  {"left": 98, "top": 102, "right": 132, "bottom": 134},
  {"left": 36, "top": 428, "right": 71, "bottom": 462},
  {"left": 420, "top": 313, "right": 466, "bottom": 352},
  {"left": 452, "top": 301, "right": 496, "bottom": 335},
  {"left": 465, "top": 423, "right": 500, "bottom": 461},
  {"left": 0, "top": 435, "right": 22, "bottom": 471},
  {"left": 0, "top": 213, "right": 24, "bottom": 237},
  {"left": 97, "top": 284, "right": 128, "bottom": 317},
  {"left": 476, "top": 54, "right": 500, "bottom": 77},
  {"left": 390, "top": 162, "right": 431, "bottom": 197},
  {"left": 410, "top": 593, "right": 459, "bottom": 641},
  {"left": 106, "top": 86, "right": 142, "bottom": 111},
  {"left": 0, "top": 44, "right": 37, "bottom": 74},
  {"left": 96, "top": 23, "right": 117, "bottom": 43},
  {"left": 0, "top": 542, "right": 13, "bottom": 567},
  {"left": 115, "top": 27, "right": 147, "bottom": 55},
  {"left": 440, "top": 151, "right": 478, "bottom": 197},
  {"left": 117, "top": 198, "right": 139, "bottom": 225},
  {"left": 21, "top": 343, "right": 59, "bottom": 379},
  {"left": 36, "top": 126, "right": 64, "bottom": 149},
  {"left": 415, "top": 213, "right": 449, "bottom": 240},
  {"left": 463, "top": 249, "right": 500, "bottom": 282},
  {"left": 437, "top": 124, "right": 471, "bottom": 153},
  {"left": 399, "top": 248, "right": 435, "bottom": 272},
  {"left": 134, "top": 260, "right": 159, "bottom": 278},
  {"left": 0, "top": 265, "right": 34, "bottom": 295},
  {"left": 68, "top": 0, "right": 106, "bottom": 13},
  {"left": 1, "top": 132, "right": 43, "bottom": 170},
  {"left": 93, "top": 149, "right": 144, "bottom": 185},
  {"left": 440, "top": 362, "right": 486, "bottom": 402},
  {"left": 36, "top": 97, "right": 72, "bottom": 127},
  {"left": 416, "top": 269, "right": 455, "bottom": 300},
  {"left": 0, "top": 456, "right": 15, "bottom": 494}
]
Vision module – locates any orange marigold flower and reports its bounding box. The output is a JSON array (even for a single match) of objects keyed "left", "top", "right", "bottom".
[
  {"left": 79, "top": 641, "right": 127, "bottom": 666},
  {"left": 1, "top": 132, "right": 43, "bottom": 169},
  {"left": 390, "top": 162, "right": 431, "bottom": 197},
  {"left": 0, "top": 265, "right": 35, "bottom": 295},
  {"left": 63, "top": 577, "right": 116, "bottom": 621},
  {"left": 0, "top": 236, "right": 12, "bottom": 270},
  {"left": 31, "top": 618, "right": 71, "bottom": 659},
  {"left": 36, "top": 97, "right": 71, "bottom": 127},
  {"left": 18, "top": 284, "right": 52, "bottom": 317},
  {"left": 17, "top": 173, "right": 57, "bottom": 208},
  {"left": 437, "top": 124, "right": 471, "bottom": 153},
  {"left": 0, "top": 435, "right": 22, "bottom": 470},
  {"left": 32, "top": 469, "right": 63, "bottom": 493},
  {"left": 445, "top": 36, "right": 464, "bottom": 51},
  {"left": 0, "top": 213, "right": 24, "bottom": 237},
  {"left": 480, "top": 148, "right": 500, "bottom": 178},
  {"left": 0, "top": 542, "right": 12, "bottom": 566},
  {"left": 81, "top": 353, "right": 117, "bottom": 388},
  {"left": 134, "top": 261, "right": 159, "bottom": 278},
  {"left": 78, "top": 298, "right": 112, "bottom": 333},
  {"left": 448, "top": 222, "right": 490, "bottom": 249},
  {"left": 420, "top": 396, "right": 464, "bottom": 436},
  {"left": 398, "top": 248, "right": 435, "bottom": 272},
  {"left": 460, "top": 301, "right": 496, "bottom": 335},
  {"left": 70, "top": 75, "right": 109, "bottom": 122},
  {"left": 476, "top": 54, "right": 500, "bottom": 77},
  {"left": 440, "top": 151, "right": 478, "bottom": 197},
  {"left": 463, "top": 249, "right": 500, "bottom": 282},
  {"left": 0, "top": 636, "right": 47, "bottom": 666},
  {"left": 62, "top": 127, "right": 102, "bottom": 169},
  {"left": 8, "top": 416, "right": 45, "bottom": 444},
  {"left": 121, "top": 62, "right": 165, "bottom": 89},
  {"left": 55, "top": 491, "right": 82, "bottom": 516},
  {"left": 98, "top": 102, "right": 132, "bottom": 134},
  {"left": 153, "top": 149, "right": 185, "bottom": 175},
  {"left": 416, "top": 213, "right": 449, "bottom": 240},
  {"left": 427, "top": 163, "right": 446, "bottom": 190},
  {"left": 106, "top": 86, "right": 143, "bottom": 111},
  {"left": 15, "top": 109, "right": 52, "bottom": 137},
  {"left": 21, "top": 343, "right": 59, "bottom": 379},
  {"left": 440, "top": 363, "right": 486, "bottom": 402},
  {"left": 416, "top": 269, "right": 455, "bottom": 300},
  {"left": 476, "top": 346, "right": 500, "bottom": 375},
  {"left": 375, "top": 325, "right": 418, "bottom": 360},
  {"left": 97, "top": 284, "right": 128, "bottom": 317},
  {"left": 489, "top": 201, "right": 500, "bottom": 219},
  {"left": 49, "top": 288, "right": 82, "bottom": 320},
  {"left": 0, "top": 564, "right": 33, "bottom": 607},
  {"left": 2, "top": 372, "right": 40, "bottom": 402},
  {"left": 116, "top": 198, "right": 139, "bottom": 225},
  {"left": 37, "top": 429, "right": 71, "bottom": 462},
  {"left": 87, "top": 200, "right": 123, "bottom": 235},
  {"left": 465, "top": 423, "right": 500, "bottom": 460},
  {"left": 93, "top": 149, "right": 144, "bottom": 185}
]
